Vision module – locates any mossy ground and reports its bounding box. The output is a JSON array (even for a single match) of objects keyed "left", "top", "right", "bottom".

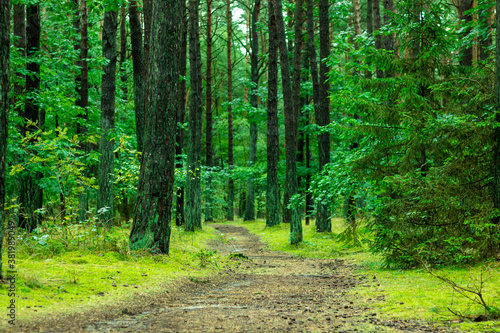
[
  {"left": 238, "top": 218, "right": 500, "bottom": 333},
  {"left": 1, "top": 224, "right": 222, "bottom": 329}
]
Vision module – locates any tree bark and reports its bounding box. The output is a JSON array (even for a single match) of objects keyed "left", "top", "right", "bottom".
[
  {"left": 129, "top": 0, "right": 144, "bottom": 152},
  {"left": 366, "top": 0, "right": 373, "bottom": 78},
  {"left": 185, "top": 0, "right": 203, "bottom": 230},
  {"left": 97, "top": 8, "right": 118, "bottom": 226},
  {"left": 130, "top": 0, "right": 181, "bottom": 253},
  {"left": 19, "top": 2, "right": 42, "bottom": 232},
  {"left": 373, "top": 0, "right": 383, "bottom": 78},
  {"left": 272, "top": 0, "right": 301, "bottom": 242},
  {"left": 383, "top": 0, "right": 395, "bottom": 77},
  {"left": 205, "top": 0, "right": 214, "bottom": 222},
  {"left": 266, "top": 0, "right": 281, "bottom": 227},
  {"left": 244, "top": 0, "right": 261, "bottom": 221},
  {"left": 493, "top": 0, "right": 500, "bottom": 224},
  {"left": 75, "top": 0, "right": 90, "bottom": 223},
  {"left": 13, "top": 3, "right": 25, "bottom": 134},
  {"left": 119, "top": 6, "right": 127, "bottom": 99},
  {"left": 316, "top": 0, "right": 331, "bottom": 232},
  {"left": 176, "top": 0, "right": 187, "bottom": 226},
  {"left": 458, "top": 0, "right": 474, "bottom": 67},
  {"left": 226, "top": 0, "right": 235, "bottom": 221},
  {"left": 0, "top": 0, "right": 10, "bottom": 279}
]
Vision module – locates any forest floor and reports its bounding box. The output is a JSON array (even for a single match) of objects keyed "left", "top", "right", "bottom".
[{"left": 13, "top": 224, "right": 457, "bottom": 332}]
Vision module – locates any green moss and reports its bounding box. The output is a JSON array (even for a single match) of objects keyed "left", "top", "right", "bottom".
[{"left": 0, "top": 224, "right": 220, "bottom": 326}]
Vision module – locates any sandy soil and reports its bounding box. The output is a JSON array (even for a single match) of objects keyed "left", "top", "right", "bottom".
[{"left": 13, "top": 224, "right": 457, "bottom": 332}]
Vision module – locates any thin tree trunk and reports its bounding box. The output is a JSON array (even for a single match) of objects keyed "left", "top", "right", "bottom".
[
  {"left": 366, "top": 0, "right": 373, "bottom": 78},
  {"left": 0, "top": 0, "right": 10, "bottom": 279},
  {"left": 119, "top": 6, "right": 128, "bottom": 99},
  {"left": 129, "top": 0, "right": 144, "bottom": 152},
  {"left": 205, "top": 0, "right": 214, "bottom": 222},
  {"left": 176, "top": 1, "right": 187, "bottom": 226},
  {"left": 316, "top": 0, "right": 331, "bottom": 232},
  {"left": 272, "top": 0, "right": 301, "bottom": 243},
  {"left": 75, "top": 0, "right": 90, "bottom": 223},
  {"left": 492, "top": 0, "right": 500, "bottom": 224},
  {"left": 479, "top": 1, "right": 494, "bottom": 61},
  {"left": 266, "top": 0, "right": 281, "bottom": 227},
  {"left": 185, "top": 0, "right": 203, "bottom": 230},
  {"left": 13, "top": 3, "right": 25, "bottom": 135},
  {"left": 373, "top": 0, "right": 383, "bottom": 78},
  {"left": 458, "top": 0, "right": 474, "bottom": 67},
  {"left": 244, "top": 0, "right": 261, "bottom": 221},
  {"left": 226, "top": 0, "right": 235, "bottom": 221},
  {"left": 383, "top": 0, "right": 395, "bottom": 77},
  {"left": 19, "top": 3, "right": 42, "bottom": 232},
  {"left": 129, "top": 0, "right": 181, "bottom": 253},
  {"left": 97, "top": 9, "right": 118, "bottom": 226}
]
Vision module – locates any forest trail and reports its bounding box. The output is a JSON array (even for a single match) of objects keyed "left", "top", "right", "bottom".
[{"left": 19, "top": 225, "right": 453, "bottom": 332}]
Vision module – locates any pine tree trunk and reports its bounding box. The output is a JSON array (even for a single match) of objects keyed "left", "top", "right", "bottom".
[
  {"left": 129, "top": 0, "right": 181, "bottom": 253},
  {"left": 266, "top": 0, "right": 281, "bottom": 227},
  {"left": 97, "top": 9, "right": 118, "bottom": 227},
  {"left": 76, "top": 0, "right": 90, "bottom": 223},
  {"left": 383, "top": 0, "right": 395, "bottom": 77},
  {"left": 176, "top": 3, "right": 187, "bottom": 226},
  {"left": 366, "top": 0, "right": 373, "bottom": 78},
  {"left": 129, "top": 0, "right": 144, "bottom": 152},
  {"left": 185, "top": 0, "right": 203, "bottom": 230},
  {"left": 20, "top": 3, "right": 42, "bottom": 232},
  {"left": 492, "top": 0, "right": 500, "bottom": 224},
  {"left": 458, "top": 0, "right": 474, "bottom": 67},
  {"left": 119, "top": 7, "right": 127, "bottom": 99},
  {"left": 373, "top": 0, "right": 383, "bottom": 78},
  {"left": 176, "top": 1, "right": 187, "bottom": 226},
  {"left": 244, "top": 0, "right": 261, "bottom": 221},
  {"left": 0, "top": 0, "right": 10, "bottom": 279},
  {"left": 205, "top": 0, "right": 214, "bottom": 222},
  {"left": 13, "top": 4, "right": 25, "bottom": 134},
  {"left": 226, "top": 0, "right": 235, "bottom": 221},
  {"left": 272, "top": 0, "right": 301, "bottom": 242},
  {"left": 316, "top": 0, "right": 331, "bottom": 232}
]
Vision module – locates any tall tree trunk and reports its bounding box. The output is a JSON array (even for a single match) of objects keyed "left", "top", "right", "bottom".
[
  {"left": 266, "top": 0, "right": 281, "bottom": 227},
  {"left": 492, "top": 0, "right": 500, "bottom": 224},
  {"left": 0, "top": 0, "right": 10, "bottom": 279},
  {"left": 19, "top": 2, "right": 42, "bottom": 232},
  {"left": 383, "top": 0, "right": 395, "bottom": 77},
  {"left": 373, "top": 0, "right": 383, "bottom": 78},
  {"left": 176, "top": 1, "right": 187, "bottom": 226},
  {"left": 75, "top": 0, "right": 90, "bottom": 223},
  {"left": 272, "top": 0, "right": 301, "bottom": 242},
  {"left": 97, "top": 9, "right": 118, "bottom": 226},
  {"left": 316, "top": 0, "right": 331, "bottom": 232},
  {"left": 129, "top": 0, "right": 181, "bottom": 253},
  {"left": 226, "top": 0, "right": 235, "bottom": 221},
  {"left": 479, "top": 1, "right": 494, "bottom": 61},
  {"left": 119, "top": 6, "right": 128, "bottom": 99},
  {"left": 129, "top": 0, "right": 144, "bottom": 152},
  {"left": 244, "top": 0, "right": 261, "bottom": 221},
  {"left": 458, "top": 0, "right": 474, "bottom": 67},
  {"left": 185, "top": 0, "right": 203, "bottom": 230},
  {"left": 366, "top": 0, "right": 373, "bottom": 78},
  {"left": 205, "top": 0, "right": 214, "bottom": 222},
  {"left": 13, "top": 3, "right": 25, "bottom": 134}
]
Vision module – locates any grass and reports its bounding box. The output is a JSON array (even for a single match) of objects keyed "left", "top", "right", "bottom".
[
  {"left": 1, "top": 223, "right": 222, "bottom": 328},
  {"left": 237, "top": 218, "right": 500, "bottom": 333}
]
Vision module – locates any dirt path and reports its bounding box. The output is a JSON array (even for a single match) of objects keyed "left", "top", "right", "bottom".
[{"left": 18, "top": 224, "right": 455, "bottom": 332}]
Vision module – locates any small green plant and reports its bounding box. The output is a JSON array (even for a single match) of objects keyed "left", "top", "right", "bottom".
[{"left": 194, "top": 249, "right": 218, "bottom": 268}]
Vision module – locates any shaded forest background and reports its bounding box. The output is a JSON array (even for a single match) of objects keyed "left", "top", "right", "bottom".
[{"left": 0, "top": 0, "right": 500, "bottom": 278}]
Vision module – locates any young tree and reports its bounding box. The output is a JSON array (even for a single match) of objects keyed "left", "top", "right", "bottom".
[
  {"left": 244, "top": 0, "right": 261, "bottom": 221},
  {"left": 185, "top": 0, "right": 203, "bottom": 231},
  {"left": 19, "top": 1, "right": 42, "bottom": 232},
  {"left": 0, "top": 0, "right": 10, "bottom": 279},
  {"left": 266, "top": 0, "right": 280, "bottom": 227},
  {"left": 226, "top": 0, "right": 235, "bottom": 221},
  {"left": 97, "top": 7, "right": 118, "bottom": 226},
  {"left": 316, "top": 0, "right": 331, "bottom": 232},
  {"left": 129, "top": 0, "right": 181, "bottom": 253},
  {"left": 129, "top": 0, "right": 145, "bottom": 152}
]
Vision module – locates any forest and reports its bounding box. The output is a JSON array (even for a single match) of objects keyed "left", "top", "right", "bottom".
[{"left": 0, "top": 0, "right": 500, "bottom": 331}]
